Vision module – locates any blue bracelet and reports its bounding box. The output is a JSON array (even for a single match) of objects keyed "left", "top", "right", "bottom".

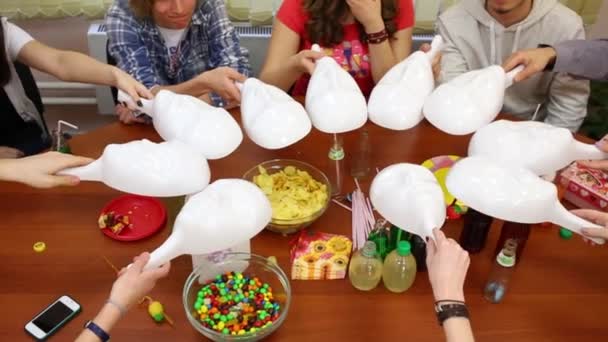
[{"left": 85, "top": 320, "right": 110, "bottom": 342}]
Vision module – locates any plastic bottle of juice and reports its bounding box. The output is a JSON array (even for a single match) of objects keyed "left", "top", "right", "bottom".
[
  {"left": 382, "top": 240, "right": 417, "bottom": 293},
  {"left": 348, "top": 241, "right": 383, "bottom": 291}
]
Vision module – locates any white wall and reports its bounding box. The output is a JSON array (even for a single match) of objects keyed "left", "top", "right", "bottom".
[{"left": 589, "top": 0, "right": 608, "bottom": 38}]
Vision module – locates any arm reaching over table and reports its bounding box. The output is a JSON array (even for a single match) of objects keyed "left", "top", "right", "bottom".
[
  {"left": 75, "top": 252, "right": 171, "bottom": 342},
  {"left": 503, "top": 40, "right": 608, "bottom": 83},
  {"left": 426, "top": 229, "right": 475, "bottom": 342},
  {"left": 0, "top": 152, "right": 93, "bottom": 188}
]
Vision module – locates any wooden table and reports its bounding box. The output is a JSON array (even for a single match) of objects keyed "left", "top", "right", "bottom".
[{"left": 2, "top": 112, "right": 608, "bottom": 341}]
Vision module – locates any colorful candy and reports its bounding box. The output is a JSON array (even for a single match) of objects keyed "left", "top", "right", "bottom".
[{"left": 193, "top": 272, "right": 281, "bottom": 335}]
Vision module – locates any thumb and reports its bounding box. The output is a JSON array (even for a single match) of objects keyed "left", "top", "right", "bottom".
[
  {"left": 577, "top": 160, "right": 608, "bottom": 170},
  {"left": 419, "top": 43, "right": 431, "bottom": 52},
  {"left": 46, "top": 175, "right": 80, "bottom": 188},
  {"left": 581, "top": 227, "right": 608, "bottom": 240},
  {"left": 130, "top": 252, "right": 151, "bottom": 273},
  {"left": 225, "top": 68, "right": 247, "bottom": 83},
  {"left": 513, "top": 66, "right": 535, "bottom": 83}
]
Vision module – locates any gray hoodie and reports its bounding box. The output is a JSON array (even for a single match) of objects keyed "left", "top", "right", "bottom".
[{"left": 438, "top": 0, "right": 590, "bottom": 132}]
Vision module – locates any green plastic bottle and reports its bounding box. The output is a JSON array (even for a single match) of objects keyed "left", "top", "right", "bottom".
[
  {"left": 382, "top": 240, "right": 417, "bottom": 293},
  {"left": 348, "top": 241, "right": 383, "bottom": 291}
]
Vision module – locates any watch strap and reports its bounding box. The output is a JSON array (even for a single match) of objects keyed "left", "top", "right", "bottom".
[{"left": 85, "top": 320, "right": 110, "bottom": 342}]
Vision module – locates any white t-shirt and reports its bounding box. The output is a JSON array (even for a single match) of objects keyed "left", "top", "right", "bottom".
[
  {"left": 157, "top": 26, "right": 185, "bottom": 56},
  {"left": 3, "top": 20, "right": 34, "bottom": 61}
]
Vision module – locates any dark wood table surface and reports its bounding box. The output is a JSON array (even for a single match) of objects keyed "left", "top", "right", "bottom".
[{"left": 2, "top": 111, "right": 608, "bottom": 342}]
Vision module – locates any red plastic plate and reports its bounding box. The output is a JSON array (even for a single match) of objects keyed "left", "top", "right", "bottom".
[{"left": 99, "top": 195, "right": 167, "bottom": 242}]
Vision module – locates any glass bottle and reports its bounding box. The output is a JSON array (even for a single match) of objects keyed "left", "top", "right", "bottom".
[
  {"left": 460, "top": 208, "right": 493, "bottom": 253},
  {"left": 382, "top": 241, "right": 417, "bottom": 293},
  {"left": 493, "top": 221, "right": 530, "bottom": 263},
  {"left": 350, "top": 128, "right": 371, "bottom": 178},
  {"left": 348, "top": 241, "right": 383, "bottom": 291},
  {"left": 327, "top": 134, "right": 346, "bottom": 197},
  {"left": 483, "top": 239, "right": 518, "bottom": 303},
  {"left": 410, "top": 234, "right": 428, "bottom": 272}
]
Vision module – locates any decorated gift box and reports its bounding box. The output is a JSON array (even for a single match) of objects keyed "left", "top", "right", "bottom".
[{"left": 558, "top": 162, "right": 608, "bottom": 211}]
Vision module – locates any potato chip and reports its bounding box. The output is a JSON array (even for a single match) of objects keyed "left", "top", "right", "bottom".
[{"left": 253, "top": 165, "right": 328, "bottom": 221}]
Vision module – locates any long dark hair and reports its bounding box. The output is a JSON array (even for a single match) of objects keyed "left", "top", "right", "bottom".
[
  {"left": 0, "top": 19, "right": 11, "bottom": 87},
  {"left": 303, "top": 0, "right": 399, "bottom": 47}
]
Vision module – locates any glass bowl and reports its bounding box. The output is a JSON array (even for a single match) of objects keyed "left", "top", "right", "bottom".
[
  {"left": 183, "top": 253, "right": 291, "bottom": 341},
  {"left": 243, "top": 159, "right": 331, "bottom": 234}
]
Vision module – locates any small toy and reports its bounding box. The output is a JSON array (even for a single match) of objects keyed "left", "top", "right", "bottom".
[
  {"left": 140, "top": 296, "right": 174, "bottom": 326},
  {"left": 33, "top": 242, "right": 46, "bottom": 253}
]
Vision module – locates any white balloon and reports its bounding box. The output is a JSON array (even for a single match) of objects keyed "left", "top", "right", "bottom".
[
  {"left": 118, "top": 90, "right": 243, "bottom": 159},
  {"left": 423, "top": 65, "right": 523, "bottom": 135},
  {"left": 368, "top": 36, "right": 443, "bottom": 130},
  {"left": 60, "top": 139, "right": 210, "bottom": 197},
  {"left": 144, "top": 179, "right": 272, "bottom": 270},
  {"left": 239, "top": 78, "right": 312, "bottom": 149},
  {"left": 305, "top": 44, "right": 368, "bottom": 134},
  {"left": 446, "top": 156, "right": 604, "bottom": 244},
  {"left": 468, "top": 120, "right": 607, "bottom": 176},
  {"left": 370, "top": 163, "right": 446, "bottom": 240}
]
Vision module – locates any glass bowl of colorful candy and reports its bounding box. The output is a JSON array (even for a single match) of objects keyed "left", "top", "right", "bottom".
[
  {"left": 182, "top": 252, "right": 291, "bottom": 341},
  {"left": 243, "top": 159, "right": 331, "bottom": 235}
]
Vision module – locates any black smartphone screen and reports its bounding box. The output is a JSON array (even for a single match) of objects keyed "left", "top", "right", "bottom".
[{"left": 32, "top": 301, "right": 74, "bottom": 333}]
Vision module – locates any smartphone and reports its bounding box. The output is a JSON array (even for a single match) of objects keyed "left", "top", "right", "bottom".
[{"left": 25, "top": 295, "right": 81, "bottom": 341}]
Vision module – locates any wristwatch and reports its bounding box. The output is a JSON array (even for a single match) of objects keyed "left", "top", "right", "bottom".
[
  {"left": 434, "top": 301, "right": 470, "bottom": 326},
  {"left": 84, "top": 320, "right": 110, "bottom": 342}
]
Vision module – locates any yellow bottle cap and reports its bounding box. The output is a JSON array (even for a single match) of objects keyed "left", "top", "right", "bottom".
[{"left": 33, "top": 242, "right": 46, "bottom": 253}]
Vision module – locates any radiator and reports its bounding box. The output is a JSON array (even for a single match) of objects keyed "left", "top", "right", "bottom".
[{"left": 87, "top": 21, "right": 115, "bottom": 115}]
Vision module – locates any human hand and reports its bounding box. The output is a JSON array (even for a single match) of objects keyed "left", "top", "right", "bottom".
[
  {"left": 347, "top": 0, "right": 383, "bottom": 32},
  {"left": 571, "top": 209, "right": 608, "bottom": 245},
  {"left": 420, "top": 43, "right": 442, "bottom": 80},
  {"left": 198, "top": 67, "right": 247, "bottom": 105},
  {"left": 426, "top": 229, "right": 470, "bottom": 302},
  {"left": 111, "top": 67, "right": 153, "bottom": 105},
  {"left": 288, "top": 49, "right": 326, "bottom": 75},
  {"left": 110, "top": 252, "right": 171, "bottom": 311},
  {"left": 7, "top": 152, "right": 93, "bottom": 188},
  {"left": 115, "top": 104, "right": 147, "bottom": 125},
  {"left": 0, "top": 146, "right": 24, "bottom": 158},
  {"left": 502, "top": 47, "right": 556, "bottom": 83}
]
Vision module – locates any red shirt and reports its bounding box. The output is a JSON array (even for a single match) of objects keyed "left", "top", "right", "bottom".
[{"left": 276, "top": 0, "right": 414, "bottom": 97}]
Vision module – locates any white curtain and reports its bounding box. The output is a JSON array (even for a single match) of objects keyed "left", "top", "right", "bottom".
[{"left": 0, "top": 0, "right": 113, "bottom": 20}]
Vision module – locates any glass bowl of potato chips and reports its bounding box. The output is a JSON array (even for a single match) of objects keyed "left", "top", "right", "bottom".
[{"left": 244, "top": 159, "right": 331, "bottom": 234}]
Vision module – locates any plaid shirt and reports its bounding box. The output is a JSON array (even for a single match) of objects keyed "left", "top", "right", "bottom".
[{"left": 106, "top": 0, "right": 250, "bottom": 107}]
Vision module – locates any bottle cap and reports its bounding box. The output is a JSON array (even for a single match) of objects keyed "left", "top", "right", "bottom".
[
  {"left": 396, "top": 240, "right": 411, "bottom": 256},
  {"left": 361, "top": 241, "right": 377, "bottom": 257},
  {"left": 559, "top": 227, "right": 573, "bottom": 240}
]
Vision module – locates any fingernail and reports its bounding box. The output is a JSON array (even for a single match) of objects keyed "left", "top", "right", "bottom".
[{"left": 137, "top": 100, "right": 143, "bottom": 107}]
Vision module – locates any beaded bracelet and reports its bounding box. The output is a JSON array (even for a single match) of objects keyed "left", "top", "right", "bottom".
[{"left": 366, "top": 28, "right": 389, "bottom": 44}]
